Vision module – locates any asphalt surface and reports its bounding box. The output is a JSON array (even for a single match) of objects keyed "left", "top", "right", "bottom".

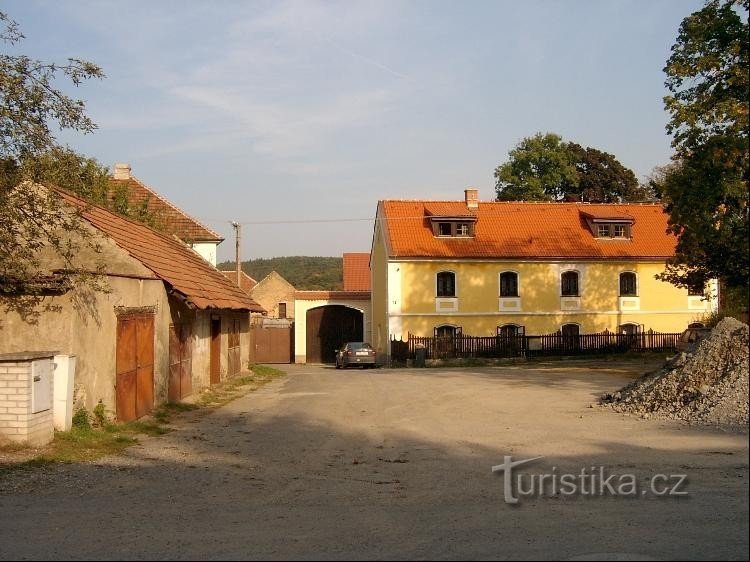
[{"left": 1, "top": 361, "right": 748, "bottom": 560}]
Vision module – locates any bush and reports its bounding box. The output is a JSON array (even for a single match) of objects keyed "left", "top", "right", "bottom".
[{"left": 71, "top": 408, "right": 91, "bottom": 430}]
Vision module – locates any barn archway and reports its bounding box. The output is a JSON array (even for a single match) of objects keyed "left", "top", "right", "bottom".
[{"left": 306, "top": 305, "right": 363, "bottom": 363}]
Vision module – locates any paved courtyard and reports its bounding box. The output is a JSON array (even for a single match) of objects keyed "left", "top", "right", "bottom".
[{"left": 1, "top": 360, "right": 748, "bottom": 560}]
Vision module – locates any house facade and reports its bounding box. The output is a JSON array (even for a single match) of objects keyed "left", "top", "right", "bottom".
[
  {"left": 0, "top": 188, "right": 263, "bottom": 424},
  {"left": 370, "top": 189, "right": 717, "bottom": 359},
  {"left": 250, "top": 271, "right": 296, "bottom": 320}
]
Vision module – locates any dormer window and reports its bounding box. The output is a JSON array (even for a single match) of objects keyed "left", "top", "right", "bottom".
[
  {"left": 580, "top": 210, "right": 634, "bottom": 240},
  {"left": 593, "top": 222, "right": 631, "bottom": 238},
  {"left": 431, "top": 219, "right": 476, "bottom": 237}
]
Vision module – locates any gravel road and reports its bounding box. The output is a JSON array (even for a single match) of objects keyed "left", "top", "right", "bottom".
[{"left": 1, "top": 360, "right": 748, "bottom": 560}]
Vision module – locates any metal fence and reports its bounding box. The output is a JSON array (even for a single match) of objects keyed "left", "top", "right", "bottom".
[{"left": 391, "top": 329, "right": 681, "bottom": 362}]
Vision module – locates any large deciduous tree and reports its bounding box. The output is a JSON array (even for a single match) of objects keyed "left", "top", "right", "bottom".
[
  {"left": 656, "top": 0, "right": 749, "bottom": 293},
  {"left": 494, "top": 133, "right": 650, "bottom": 203},
  {"left": 494, "top": 133, "right": 578, "bottom": 201},
  {"left": 1, "top": 11, "right": 104, "bottom": 290}
]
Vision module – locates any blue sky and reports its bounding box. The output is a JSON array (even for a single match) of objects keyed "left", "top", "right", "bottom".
[{"left": 6, "top": 0, "right": 703, "bottom": 261}]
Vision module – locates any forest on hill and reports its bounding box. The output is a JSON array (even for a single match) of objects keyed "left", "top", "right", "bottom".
[{"left": 218, "top": 256, "right": 343, "bottom": 290}]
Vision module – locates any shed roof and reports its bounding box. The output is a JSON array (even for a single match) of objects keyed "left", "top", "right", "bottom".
[
  {"left": 56, "top": 189, "right": 263, "bottom": 312},
  {"left": 108, "top": 175, "right": 223, "bottom": 243}
]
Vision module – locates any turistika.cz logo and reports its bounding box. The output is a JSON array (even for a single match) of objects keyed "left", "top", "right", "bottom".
[{"left": 491, "top": 456, "right": 688, "bottom": 505}]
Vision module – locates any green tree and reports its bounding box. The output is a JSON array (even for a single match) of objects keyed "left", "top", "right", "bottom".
[
  {"left": 566, "top": 143, "right": 653, "bottom": 202},
  {"left": 494, "top": 133, "right": 648, "bottom": 202},
  {"left": 1, "top": 11, "right": 104, "bottom": 289},
  {"left": 657, "top": 0, "right": 749, "bottom": 293},
  {"left": 494, "top": 133, "right": 577, "bottom": 201}
]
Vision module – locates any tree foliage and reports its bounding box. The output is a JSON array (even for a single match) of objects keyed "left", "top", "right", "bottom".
[
  {"left": 0, "top": 11, "right": 105, "bottom": 293},
  {"left": 494, "top": 133, "right": 651, "bottom": 202},
  {"left": 218, "top": 257, "right": 344, "bottom": 291},
  {"left": 657, "top": 0, "right": 749, "bottom": 292},
  {"left": 494, "top": 133, "right": 578, "bottom": 201}
]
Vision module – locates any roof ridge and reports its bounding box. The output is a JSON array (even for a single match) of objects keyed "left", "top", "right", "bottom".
[
  {"left": 126, "top": 175, "right": 223, "bottom": 240},
  {"left": 383, "top": 199, "right": 663, "bottom": 207}
]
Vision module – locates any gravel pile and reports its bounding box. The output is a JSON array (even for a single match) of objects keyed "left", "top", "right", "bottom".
[{"left": 601, "top": 317, "right": 749, "bottom": 428}]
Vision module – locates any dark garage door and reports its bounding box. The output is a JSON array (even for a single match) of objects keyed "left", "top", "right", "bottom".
[{"left": 306, "top": 305, "right": 363, "bottom": 363}]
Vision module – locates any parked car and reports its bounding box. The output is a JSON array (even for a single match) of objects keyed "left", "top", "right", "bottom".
[{"left": 335, "top": 342, "right": 377, "bottom": 369}]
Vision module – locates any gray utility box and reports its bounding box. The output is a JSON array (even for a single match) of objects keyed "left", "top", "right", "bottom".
[{"left": 32, "top": 358, "right": 53, "bottom": 414}]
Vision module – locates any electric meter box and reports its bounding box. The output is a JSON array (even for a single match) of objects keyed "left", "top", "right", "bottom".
[{"left": 31, "top": 358, "right": 53, "bottom": 414}]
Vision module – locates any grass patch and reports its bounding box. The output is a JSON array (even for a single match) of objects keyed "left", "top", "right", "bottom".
[
  {"left": 197, "top": 364, "right": 285, "bottom": 407},
  {"left": 152, "top": 402, "right": 199, "bottom": 424}
]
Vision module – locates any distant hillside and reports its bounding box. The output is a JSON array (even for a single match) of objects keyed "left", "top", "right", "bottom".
[{"left": 218, "top": 256, "right": 342, "bottom": 290}]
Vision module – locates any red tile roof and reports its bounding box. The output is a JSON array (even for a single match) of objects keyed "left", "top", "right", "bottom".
[
  {"left": 108, "top": 176, "right": 223, "bottom": 242},
  {"left": 56, "top": 189, "right": 263, "bottom": 312},
  {"left": 424, "top": 202, "right": 476, "bottom": 217},
  {"left": 219, "top": 270, "right": 258, "bottom": 294},
  {"left": 343, "top": 253, "right": 371, "bottom": 291},
  {"left": 380, "top": 200, "right": 676, "bottom": 260},
  {"left": 295, "top": 291, "right": 371, "bottom": 301}
]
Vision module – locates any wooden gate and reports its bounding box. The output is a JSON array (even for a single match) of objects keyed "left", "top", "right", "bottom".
[
  {"left": 250, "top": 320, "right": 293, "bottom": 364},
  {"left": 306, "top": 305, "right": 363, "bottom": 364},
  {"left": 116, "top": 313, "right": 154, "bottom": 422},
  {"left": 168, "top": 323, "right": 192, "bottom": 402},
  {"left": 228, "top": 318, "right": 241, "bottom": 377}
]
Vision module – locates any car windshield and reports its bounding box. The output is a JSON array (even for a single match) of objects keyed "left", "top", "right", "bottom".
[{"left": 347, "top": 342, "right": 371, "bottom": 351}]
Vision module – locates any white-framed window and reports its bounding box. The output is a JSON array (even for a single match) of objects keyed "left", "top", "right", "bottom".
[
  {"left": 561, "top": 270, "right": 580, "bottom": 297},
  {"left": 597, "top": 224, "right": 610, "bottom": 237},
  {"left": 613, "top": 224, "right": 627, "bottom": 238},
  {"left": 619, "top": 272, "right": 638, "bottom": 296},
  {"left": 499, "top": 271, "right": 519, "bottom": 297},
  {"left": 434, "top": 324, "right": 462, "bottom": 338},
  {"left": 456, "top": 223, "right": 470, "bottom": 236},
  {"left": 497, "top": 324, "right": 525, "bottom": 337},
  {"left": 436, "top": 271, "right": 456, "bottom": 297}
]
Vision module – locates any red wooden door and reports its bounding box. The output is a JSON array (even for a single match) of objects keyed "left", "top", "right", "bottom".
[
  {"left": 228, "top": 318, "right": 241, "bottom": 377},
  {"left": 116, "top": 313, "right": 155, "bottom": 422},
  {"left": 210, "top": 318, "right": 221, "bottom": 384},
  {"left": 169, "top": 323, "right": 193, "bottom": 401}
]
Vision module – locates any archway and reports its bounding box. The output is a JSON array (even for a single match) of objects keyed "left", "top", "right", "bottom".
[{"left": 306, "top": 305, "right": 364, "bottom": 363}]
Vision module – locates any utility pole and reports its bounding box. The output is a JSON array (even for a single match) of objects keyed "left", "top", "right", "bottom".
[{"left": 231, "top": 221, "right": 241, "bottom": 288}]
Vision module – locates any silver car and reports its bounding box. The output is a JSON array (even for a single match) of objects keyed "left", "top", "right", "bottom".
[{"left": 335, "top": 342, "right": 377, "bottom": 369}]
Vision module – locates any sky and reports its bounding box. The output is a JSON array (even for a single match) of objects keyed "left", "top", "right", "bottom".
[{"left": 5, "top": 0, "right": 704, "bottom": 262}]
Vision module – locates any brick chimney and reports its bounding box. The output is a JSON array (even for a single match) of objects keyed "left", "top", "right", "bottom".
[
  {"left": 464, "top": 188, "right": 479, "bottom": 210},
  {"left": 113, "top": 163, "right": 131, "bottom": 180}
]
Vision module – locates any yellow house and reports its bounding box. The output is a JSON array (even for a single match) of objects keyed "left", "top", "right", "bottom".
[{"left": 370, "top": 189, "right": 716, "bottom": 359}]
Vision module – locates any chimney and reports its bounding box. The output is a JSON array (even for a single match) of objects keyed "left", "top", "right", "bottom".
[
  {"left": 113, "top": 162, "right": 131, "bottom": 180},
  {"left": 464, "top": 188, "right": 479, "bottom": 210}
]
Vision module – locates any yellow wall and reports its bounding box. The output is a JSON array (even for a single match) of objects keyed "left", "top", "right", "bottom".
[
  {"left": 388, "top": 260, "right": 713, "bottom": 338},
  {"left": 370, "top": 218, "right": 389, "bottom": 353}
]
